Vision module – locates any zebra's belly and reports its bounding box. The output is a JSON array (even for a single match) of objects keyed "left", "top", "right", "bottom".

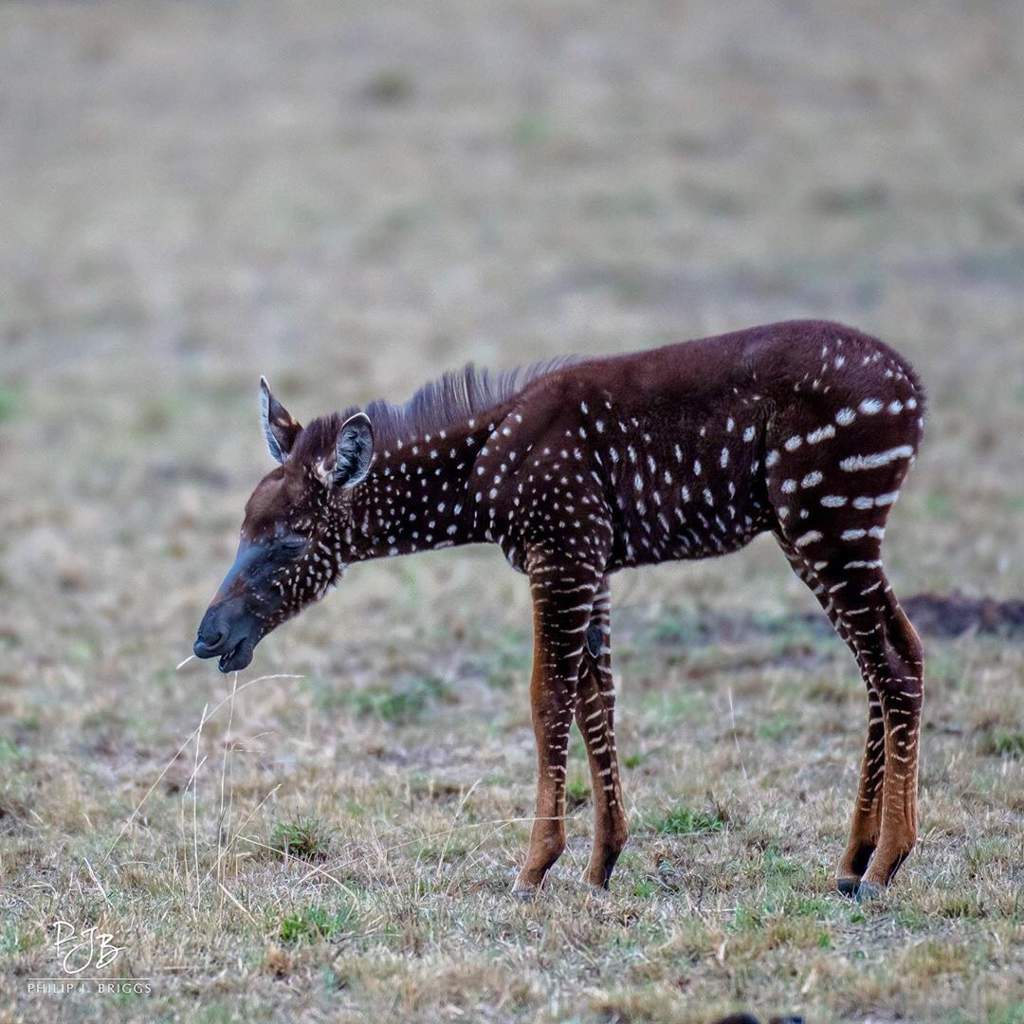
[{"left": 607, "top": 500, "right": 771, "bottom": 570}]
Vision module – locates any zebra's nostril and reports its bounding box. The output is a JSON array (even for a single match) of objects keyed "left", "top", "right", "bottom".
[{"left": 194, "top": 621, "right": 228, "bottom": 657}]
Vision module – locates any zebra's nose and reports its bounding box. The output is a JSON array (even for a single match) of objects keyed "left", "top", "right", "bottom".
[
  {"left": 193, "top": 609, "right": 229, "bottom": 658},
  {"left": 193, "top": 631, "right": 225, "bottom": 657}
]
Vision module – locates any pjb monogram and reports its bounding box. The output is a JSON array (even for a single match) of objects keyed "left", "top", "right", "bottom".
[{"left": 50, "top": 921, "right": 123, "bottom": 975}]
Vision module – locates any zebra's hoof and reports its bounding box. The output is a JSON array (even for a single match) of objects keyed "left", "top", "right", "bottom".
[
  {"left": 855, "top": 879, "right": 885, "bottom": 902},
  {"left": 836, "top": 876, "right": 861, "bottom": 898}
]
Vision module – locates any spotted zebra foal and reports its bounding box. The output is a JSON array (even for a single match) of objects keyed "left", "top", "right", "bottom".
[{"left": 194, "top": 319, "right": 925, "bottom": 899}]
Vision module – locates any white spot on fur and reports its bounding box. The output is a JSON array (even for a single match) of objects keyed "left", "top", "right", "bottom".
[
  {"left": 840, "top": 446, "right": 914, "bottom": 472},
  {"left": 806, "top": 424, "right": 836, "bottom": 444},
  {"left": 794, "top": 530, "right": 822, "bottom": 548}
]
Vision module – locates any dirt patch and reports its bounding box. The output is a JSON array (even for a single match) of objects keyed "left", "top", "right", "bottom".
[
  {"left": 644, "top": 593, "right": 1024, "bottom": 653},
  {"left": 900, "top": 592, "right": 1024, "bottom": 638}
]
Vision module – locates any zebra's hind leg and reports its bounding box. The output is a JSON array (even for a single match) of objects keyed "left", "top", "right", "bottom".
[
  {"left": 780, "top": 543, "right": 924, "bottom": 897},
  {"left": 573, "top": 579, "right": 628, "bottom": 889},
  {"left": 857, "top": 588, "right": 923, "bottom": 896},
  {"left": 837, "top": 681, "right": 885, "bottom": 895},
  {"left": 780, "top": 546, "right": 885, "bottom": 894}
]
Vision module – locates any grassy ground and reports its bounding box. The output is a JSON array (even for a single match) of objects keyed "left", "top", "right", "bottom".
[{"left": 1, "top": 2, "right": 1023, "bottom": 1021}]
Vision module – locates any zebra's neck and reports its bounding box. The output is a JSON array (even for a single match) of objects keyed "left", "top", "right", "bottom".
[{"left": 337, "top": 413, "right": 507, "bottom": 562}]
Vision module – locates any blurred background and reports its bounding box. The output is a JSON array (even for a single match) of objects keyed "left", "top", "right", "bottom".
[
  {"left": 3, "top": 2, "right": 1023, "bottom": 635},
  {"left": 1, "top": 3, "right": 1023, "bottom": 1019},
  {"left": 3, "top": 4, "right": 1022, "bottom": 630}
]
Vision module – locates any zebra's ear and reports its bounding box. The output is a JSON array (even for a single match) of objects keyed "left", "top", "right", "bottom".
[
  {"left": 332, "top": 412, "right": 374, "bottom": 489},
  {"left": 259, "top": 376, "right": 303, "bottom": 464}
]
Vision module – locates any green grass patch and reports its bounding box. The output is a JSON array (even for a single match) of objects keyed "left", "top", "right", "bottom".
[
  {"left": 565, "top": 777, "right": 590, "bottom": 809},
  {"left": 895, "top": 905, "right": 933, "bottom": 931},
  {"left": 351, "top": 675, "right": 450, "bottom": 723},
  {"left": 278, "top": 903, "right": 358, "bottom": 945},
  {"left": 784, "top": 895, "right": 830, "bottom": 917},
  {"left": 649, "top": 805, "right": 725, "bottom": 836},
  {"left": 761, "top": 846, "right": 804, "bottom": 882},
  {"left": 938, "top": 895, "right": 986, "bottom": 919},
  {"left": 0, "top": 922, "right": 41, "bottom": 956},
  {"left": 0, "top": 924, "right": 21, "bottom": 956},
  {"left": 978, "top": 728, "right": 1024, "bottom": 758},
  {"left": 0, "top": 738, "right": 22, "bottom": 762},
  {"left": 647, "top": 611, "right": 713, "bottom": 646},
  {"left": 270, "top": 817, "right": 333, "bottom": 861},
  {"left": 987, "top": 1004, "right": 1024, "bottom": 1024},
  {"left": 757, "top": 713, "right": 796, "bottom": 741},
  {"left": 632, "top": 878, "right": 658, "bottom": 899}
]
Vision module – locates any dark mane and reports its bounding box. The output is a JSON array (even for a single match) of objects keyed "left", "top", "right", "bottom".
[
  {"left": 343, "top": 356, "right": 579, "bottom": 447},
  {"left": 289, "top": 356, "right": 578, "bottom": 465}
]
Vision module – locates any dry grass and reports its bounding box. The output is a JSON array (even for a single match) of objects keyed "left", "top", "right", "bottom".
[{"left": 1, "top": 2, "right": 1023, "bottom": 1022}]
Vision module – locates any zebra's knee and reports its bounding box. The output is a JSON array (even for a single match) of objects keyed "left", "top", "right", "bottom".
[{"left": 874, "top": 667, "right": 922, "bottom": 706}]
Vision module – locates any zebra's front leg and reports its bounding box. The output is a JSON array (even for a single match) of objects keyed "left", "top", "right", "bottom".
[
  {"left": 574, "top": 580, "right": 628, "bottom": 889},
  {"left": 512, "top": 562, "right": 602, "bottom": 897}
]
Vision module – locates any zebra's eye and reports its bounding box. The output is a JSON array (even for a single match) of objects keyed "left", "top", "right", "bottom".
[{"left": 278, "top": 535, "right": 308, "bottom": 557}]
